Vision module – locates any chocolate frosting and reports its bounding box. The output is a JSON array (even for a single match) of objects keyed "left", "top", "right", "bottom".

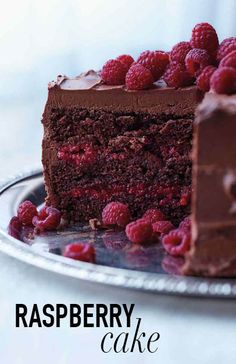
[
  {"left": 223, "top": 171, "right": 236, "bottom": 200},
  {"left": 48, "top": 70, "right": 165, "bottom": 91},
  {"left": 184, "top": 93, "right": 236, "bottom": 277},
  {"left": 49, "top": 71, "right": 102, "bottom": 90},
  {"left": 223, "top": 171, "right": 236, "bottom": 215},
  {"left": 46, "top": 70, "right": 202, "bottom": 115}
]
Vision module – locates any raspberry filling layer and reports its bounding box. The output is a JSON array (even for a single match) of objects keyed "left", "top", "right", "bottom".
[
  {"left": 43, "top": 106, "right": 194, "bottom": 224},
  {"left": 58, "top": 144, "right": 97, "bottom": 168},
  {"left": 60, "top": 183, "right": 191, "bottom": 225},
  {"left": 68, "top": 183, "right": 180, "bottom": 200}
]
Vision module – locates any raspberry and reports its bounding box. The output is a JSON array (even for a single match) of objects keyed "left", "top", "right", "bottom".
[
  {"left": 137, "top": 50, "right": 169, "bottom": 81},
  {"left": 125, "top": 219, "right": 153, "bottom": 244},
  {"left": 170, "top": 41, "right": 192, "bottom": 64},
  {"left": 217, "top": 37, "right": 236, "bottom": 62},
  {"left": 102, "top": 201, "right": 131, "bottom": 227},
  {"left": 152, "top": 220, "right": 174, "bottom": 235},
  {"left": 190, "top": 22, "right": 219, "bottom": 59},
  {"left": 142, "top": 208, "right": 165, "bottom": 223},
  {"left": 101, "top": 59, "right": 127, "bottom": 85},
  {"left": 125, "top": 63, "right": 154, "bottom": 90},
  {"left": 196, "top": 65, "right": 217, "bottom": 92},
  {"left": 179, "top": 188, "right": 191, "bottom": 206},
  {"left": 179, "top": 216, "right": 191, "bottom": 232},
  {"left": 8, "top": 216, "right": 22, "bottom": 240},
  {"left": 219, "top": 50, "right": 236, "bottom": 70},
  {"left": 17, "top": 200, "right": 38, "bottom": 226},
  {"left": 210, "top": 66, "right": 236, "bottom": 94},
  {"left": 185, "top": 48, "right": 211, "bottom": 76},
  {"left": 63, "top": 242, "right": 95, "bottom": 263},
  {"left": 58, "top": 144, "right": 97, "bottom": 168},
  {"left": 162, "top": 229, "right": 191, "bottom": 256},
  {"left": 32, "top": 206, "right": 61, "bottom": 231},
  {"left": 163, "top": 62, "right": 194, "bottom": 88},
  {"left": 116, "top": 54, "right": 134, "bottom": 72}
]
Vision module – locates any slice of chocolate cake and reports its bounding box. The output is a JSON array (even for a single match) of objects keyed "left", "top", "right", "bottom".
[
  {"left": 184, "top": 94, "right": 236, "bottom": 276},
  {"left": 42, "top": 71, "right": 202, "bottom": 225},
  {"left": 37, "top": 22, "right": 236, "bottom": 277}
]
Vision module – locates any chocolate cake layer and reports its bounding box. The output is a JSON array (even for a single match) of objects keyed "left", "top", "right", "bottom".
[
  {"left": 42, "top": 71, "right": 202, "bottom": 225},
  {"left": 183, "top": 94, "right": 236, "bottom": 277}
]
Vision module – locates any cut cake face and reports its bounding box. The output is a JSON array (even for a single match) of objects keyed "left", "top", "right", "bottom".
[{"left": 42, "top": 72, "right": 201, "bottom": 225}]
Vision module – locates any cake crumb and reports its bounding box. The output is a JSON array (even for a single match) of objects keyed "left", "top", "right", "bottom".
[{"left": 89, "top": 218, "right": 105, "bottom": 230}]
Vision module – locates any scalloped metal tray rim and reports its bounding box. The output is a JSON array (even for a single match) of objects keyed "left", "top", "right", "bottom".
[{"left": 1, "top": 168, "right": 236, "bottom": 298}]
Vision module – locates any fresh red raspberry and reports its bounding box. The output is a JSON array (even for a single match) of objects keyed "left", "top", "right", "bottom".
[
  {"left": 58, "top": 144, "right": 97, "bottom": 168},
  {"left": 8, "top": 216, "right": 22, "bottom": 240},
  {"left": 102, "top": 201, "right": 131, "bottom": 228},
  {"left": 37, "top": 206, "right": 49, "bottom": 220},
  {"left": 190, "top": 22, "right": 219, "bottom": 60},
  {"left": 179, "top": 216, "right": 191, "bottom": 232},
  {"left": 152, "top": 220, "right": 174, "bottom": 235},
  {"left": 116, "top": 54, "right": 134, "bottom": 72},
  {"left": 219, "top": 50, "right": 236, "bottom": 69},
  {"left": 32, "top": 206, "right": 61, "bottom": 231},
  {"left": 179, "top": 188, "right": 191, "bottom": 206},
  {"left": 170, "top": 41, "right": 192, "bottom": 64},
  {"left": 101, "top": 59, "right": 127, "bottom": 85},
  {"left": 137, "top": 50, "right": 169, "bottom": 81},
  {"left": 210, "top": 66, "right": 236, "bottom": 94},
  {"left": 142, "top": 208, "right": 165, "bottom": 223},
  {"left": 162, "top": 229, "right": 191, "bottom": 256},
  {"left": 163, "top": 62, "right": 194, "bottom": 88},
  {"left": 125, "top": 219, "right": 153, "bottom": 244},
  {"left": 196, "top": 65, "right": 217, "bottom": 92},
  {"left": 185, "top": 48, "right": 211, "bottom": 76},
  {"left": 17, "top": 200, "right": 38, "bottom": 226},
  {"left": 63, "top": 242, "right": 95, "bottom": 263},
  {"left": 125, "top": 63, "right": 154, "bottom": 90},
  {"left": 217, "top": 37, "right": 236, "bottom": 62}
]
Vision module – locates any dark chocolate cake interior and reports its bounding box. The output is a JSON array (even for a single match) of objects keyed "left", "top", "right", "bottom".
[{"left": 42, "top": 72, "right": 201, "bottom": 225}]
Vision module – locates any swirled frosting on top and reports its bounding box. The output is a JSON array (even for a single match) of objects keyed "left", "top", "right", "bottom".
[
  {"left": 48, "top": 70, "right": 170, "bottom": 91},
  {"left": 47, "top": 70, "right": 202, "bottom": 115}
]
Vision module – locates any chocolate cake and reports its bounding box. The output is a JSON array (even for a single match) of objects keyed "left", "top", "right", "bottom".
[
  {"left": 42, "top": 71, "right": 202, "bottom": 225},
  {"left": 38, "top": 22, "right": 236, "bottom": 276},
  {"left": 184, "top": 93, "right": 236, "bottom": 276}
]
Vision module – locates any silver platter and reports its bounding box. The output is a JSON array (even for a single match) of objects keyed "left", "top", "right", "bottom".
[{"left": 0, "top": 169, "right": 236, "bottom": 298}]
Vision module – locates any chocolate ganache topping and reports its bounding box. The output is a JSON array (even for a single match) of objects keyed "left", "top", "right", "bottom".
[{"left": 47, "top": 70, "right": 202, "bottom": 115}]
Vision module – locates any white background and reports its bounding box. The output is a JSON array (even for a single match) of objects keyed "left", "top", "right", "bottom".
[
  {"left": 1, "top": 0, "right": 236, "bottom": 175},
  {"left": 0, "top": 0, "right": 236, "bottom": 363}
]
